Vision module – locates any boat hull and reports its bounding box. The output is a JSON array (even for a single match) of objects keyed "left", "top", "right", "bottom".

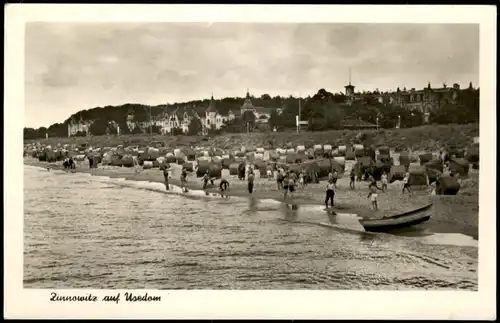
[
  {"left": 359, "top": 204, "right": 432, "bottom": 233},
  {"left": 361, "top": 215, "right": 431, "bottom": 232}
]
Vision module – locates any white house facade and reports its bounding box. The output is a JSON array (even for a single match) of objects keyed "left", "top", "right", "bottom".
[
  {"left": 68, "top": 117, "right": 93, "bottom": 137},
  {"left": 201, "top": 95, "right": 237, "bottom": 134}
]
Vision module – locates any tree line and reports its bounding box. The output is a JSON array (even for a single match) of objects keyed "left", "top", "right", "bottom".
[{"left": 24, "top": 88, "right": 479, "bottom": 140}]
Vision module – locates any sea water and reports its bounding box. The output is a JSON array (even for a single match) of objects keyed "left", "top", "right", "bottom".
[{"left": 23, "top": 165, "right": 478, "bottom": 290}]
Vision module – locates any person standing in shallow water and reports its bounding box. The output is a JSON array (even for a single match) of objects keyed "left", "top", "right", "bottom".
[
  {"left": 282, "top": 173, "right": 290, "bottom": 200},
  {"left": 247, "top": 170, "right": 255, "bottom": 194},
  {"left": 325, "top": 180, "right": 335, "bottom": 208},
  {"left": 289, "top": 171, "right": 298, "bottom": 199}
]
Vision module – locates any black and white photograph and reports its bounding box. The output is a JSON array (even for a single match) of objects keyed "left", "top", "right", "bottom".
[{"left": 5, "top": 4, "right": 496, "bottom": 320}]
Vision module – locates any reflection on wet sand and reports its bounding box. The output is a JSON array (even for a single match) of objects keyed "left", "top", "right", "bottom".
[
  {"left": 241, "top": 197, "right": 260, "bottom": 216},
  {"left": 386, "top": 226, "right": 435, "bottom": 238},
  {"left": 282, "top": 204, "right": 299, "bottom": 222},
  {"left": 359, "top": 232, "right": 378, "bottom": 242}
]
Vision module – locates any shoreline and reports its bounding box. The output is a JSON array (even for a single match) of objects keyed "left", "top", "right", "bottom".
[
  {"left": 23, "top": 158, "right": 431, "bottom": 216},
  {"left": 24, "top": 158, "right": 479, "bottom": 240}
]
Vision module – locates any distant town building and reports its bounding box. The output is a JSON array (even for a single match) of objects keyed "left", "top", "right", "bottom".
[
  {"left": 201, "top": 94, "right": 236, "bottom": 135},
  {"left": 342, "top": 80, "right": 474, "bottom": 123},
  {"left": 152, "top": 106, "right": 199, "bottom": 135},
  {"left": 344, "top": 81, "right": 356, "bottom": 104},
  {"left": 126, "top": 112, "right": 136, "bottom": 132},
  {"left": 67, "top": 116, "right": 93, "bottom": 137},
  {"left": 240, "top": 89, "right": 273, "bottom": 124}
]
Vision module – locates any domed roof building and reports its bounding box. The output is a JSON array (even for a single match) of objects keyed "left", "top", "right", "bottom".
[{"left": 240, "top": 89, "right": 272, "bottom": 124}]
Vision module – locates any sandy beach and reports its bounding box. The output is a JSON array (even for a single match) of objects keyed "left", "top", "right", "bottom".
[{"left": 24, "top": 157, "right": 479, "bottom": 239}]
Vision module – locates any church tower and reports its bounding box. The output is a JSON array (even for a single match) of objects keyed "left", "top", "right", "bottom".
[
  {"left": 206, "top": 93, "right": 217, "bottom": 116},
  {"left": 241, "top": 88, "right": 255, "bottom": 114},
  {"left": 344, "top": 68, "right": 355, "bottom": 97}
]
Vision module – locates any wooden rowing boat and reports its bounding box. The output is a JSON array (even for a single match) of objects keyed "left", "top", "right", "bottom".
[{"left": 359, "top": 204, "right": 433, "bottom": 232}]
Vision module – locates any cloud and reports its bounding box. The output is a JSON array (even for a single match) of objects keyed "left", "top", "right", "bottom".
[
  {"left": 25, "top": 22, "right": 479, "bottom": 128},
  {"left": 99, "top": 55, "right": 119, "bottom": 64}
]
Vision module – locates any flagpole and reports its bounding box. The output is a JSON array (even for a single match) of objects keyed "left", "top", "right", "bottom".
[{"left": 297, "top": 98, "right": 301, "bottom": 134}]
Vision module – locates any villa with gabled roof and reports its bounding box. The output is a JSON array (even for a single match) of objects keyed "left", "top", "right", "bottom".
[
  {"left": 240, "top": 89, "right": 273, "bottom": 124},
  {"left": 68, "top": 115, "right": 93, "bottom": 137},
  {"left": 151, "top": 105, "right": 203, "bottom": 135},
  {"left": 201, "top": 94, "right": 236, "bottom": 135},
  {"left": 116, "top": 90, "right": 281, "bottom": 136}
]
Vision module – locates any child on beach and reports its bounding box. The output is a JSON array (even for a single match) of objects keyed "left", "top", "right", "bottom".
[
  {"left": 298, "top": 171, "right": 305, "bottom": 190},
  {"left": 247, "top": 170, "right": 255, "bottom": 194},
  {"left": 381, "top": 171, "right": 388, "bottom": 192},
  {"left": 328, "top": 171, "right": 334, "bottom": 182},
  {"left": 443, "top": 162, "right": 449, "bottom": 174},
  {"left": 282, "top": 174, "right": 290, "bottom": 200},
  {"left": 367, "top": 187, "right": 378, "bottom": 211},
  {"left": 276, "top": 169, "right": 284, "bottom": 191},
  {"left": 202, "top": 171, "right": 211, "bottom": 190},
  {"left": 332, "top": 170, "right": 338, "bottom": 188},
  {"left": 402, "top": 172, "right": 411, "bottom": 194},
  {"left": 180, "top": 167, "right": 188, "bottom": 192},
  {"left": 246, "top": 164, "right": 253, "bottom": 178},
  {"left": 219, "top": 178, "right": 229, "bottom": 198},
  {"left": 368, "top": 174, "right": 380, "bottom": 191},
  {"left": 237, "top": 162, "right": 245, "bottom": 180},
  {"left": 266, "top": 165, "right": 273, "bottom": 181},
  {"left": 349, "top": 168, "right": 356, "bottom": 190},
  {"left": 219, "top": 178, "right": 229, "bottom": 192}
]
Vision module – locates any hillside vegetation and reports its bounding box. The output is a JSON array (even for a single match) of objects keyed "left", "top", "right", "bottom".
[
  {"left": 25, "top": 123, "right": 479, "bottom": 153},
  {"left": 24, "top": 87, "right": 480, "bottom": 139}
]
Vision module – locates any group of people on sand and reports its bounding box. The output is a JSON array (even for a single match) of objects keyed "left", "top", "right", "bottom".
[
  {"left": 162, "top": 161, "right": 232, "bottom": 196},
  {"left": 62, "top": 157, "right": 75, "bottom": 169},
  {"left": 157, "top": 159, "right": 414, "bottom": 213},
  {"left": 323, "top": 166, "right": 416, "bottom": 212},
  {"left": 275, "top": 168, "right": 307, "bottom": 200},
  {"left": 161, "top": 162, "right": 189, "bottom": 193}
]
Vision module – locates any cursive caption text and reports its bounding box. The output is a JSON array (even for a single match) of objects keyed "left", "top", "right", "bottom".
[{"left": 50, "top": 292, "right": 161, "bottom": 303}]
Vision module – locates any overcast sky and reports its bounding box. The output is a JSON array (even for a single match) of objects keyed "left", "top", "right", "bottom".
[{"left": 25, "top": 22, "right": 479, "bottom": 128}]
